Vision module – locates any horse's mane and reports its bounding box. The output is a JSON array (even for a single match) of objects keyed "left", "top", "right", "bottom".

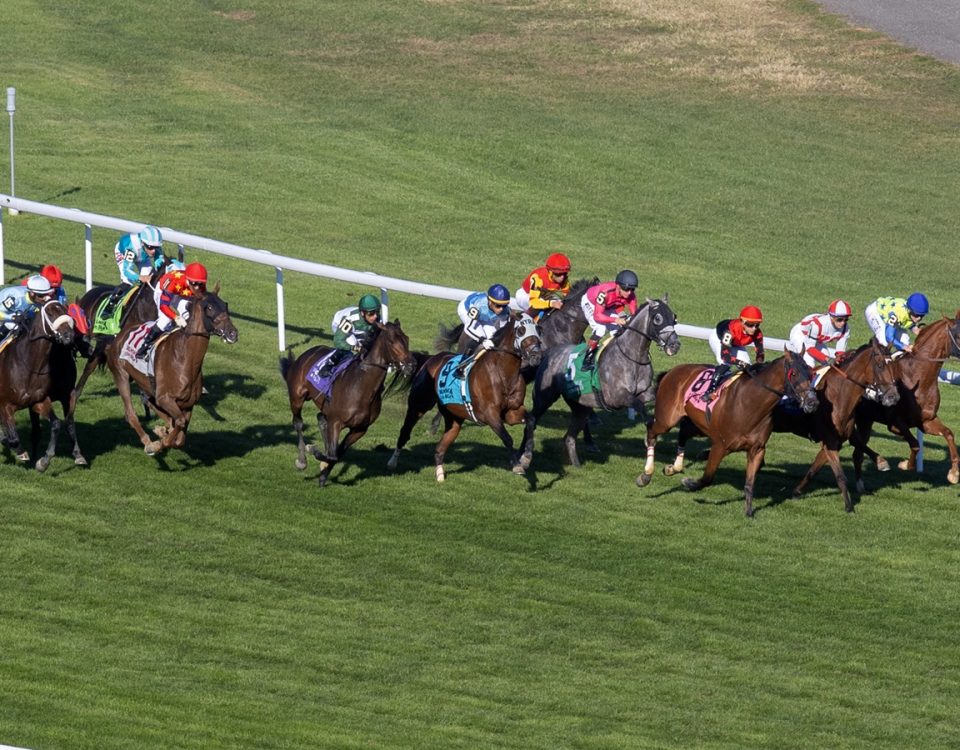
[
  {"left": 913, "top": 317, "right": 947, "bottom": 347},
  {"left": 434, "top": 321, "right": 463, "bottom": 352},
  {"left": 566, "top": 277, "right": 598, "bottom": 301}
]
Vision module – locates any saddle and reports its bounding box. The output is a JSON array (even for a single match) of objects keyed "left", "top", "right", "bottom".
[
  {"left": 306, "top": 351, "right": 356, "bottom": 398},
  {"left": 92, "top": 287, "right": 139, "bottom": 336}
]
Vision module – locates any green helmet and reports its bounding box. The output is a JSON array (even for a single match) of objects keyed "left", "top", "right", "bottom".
[{"left": 358, "top": 294, "right": 380, "bottom": 313}]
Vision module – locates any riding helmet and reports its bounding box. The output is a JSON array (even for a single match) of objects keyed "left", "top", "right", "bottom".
[
  {"left": 546, "top": 253, "right": 571, "bottom": 273},
  {"left": 828, "top": 299, "right": 852, "bottom": 318},
  {"left": 40, "top": 265, "right": 63, "bottom": 287},
  {"left": 487, "top": 284, "right": 511, "bottom": 305},
  {"left": 358, "top": 294, "right": 380, "bottom": 312},
  {"left": 739, "top": 305, "right": 763, "bottom": 323},
  {"left": 906, "top": 292, "right": 929, "bottom": 316},
  {"left": 26, "top": 275, "right": 53, "bottom": 295},
  {"left": 185, "top": 262, "right": 207, "bottom": 284},
  {"left": 615, "top": 269, "right": 638, "bottom": 291},
  {"left": 138, "top": 225, "right": 163, "bottom": 249}
]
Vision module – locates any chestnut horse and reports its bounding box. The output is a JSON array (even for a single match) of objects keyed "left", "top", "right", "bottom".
[
  {"left": 0, "top": 300, "right": 81, "bottom": 469},
  {"left": 106, "top": 289, "right": 238, "bottom": 455},
  {"left": 639, "top": 351, "right": 818, "bottom": 517},
  {"left": 772, "top": 340, "right": 899, "bottom": 512},
  {"left": 388, "top": 313, "right": 542, "bottom": 481},
  {"left": 851, "top": 314, "right": 960, "bottom": 491},
  {"left": 281, "top": 321, "right": 417, "bottom": 487}
]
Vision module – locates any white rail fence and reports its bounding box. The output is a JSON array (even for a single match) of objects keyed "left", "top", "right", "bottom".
[{"left": 0, "top": 193, "right": 789, "bottom": 354}]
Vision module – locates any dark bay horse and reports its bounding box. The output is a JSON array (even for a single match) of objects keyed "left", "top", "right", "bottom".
[
  {"left": 639, "top": 351, "right": 818, "bottom": 517},
  {"left": 772, "top": 340, "right": 899, "bottom": 513},
  {"left": 536, "top": 277, "right": 596, "bottom": 349},
  {"left": 388, "top": 313, "right": 542, "bottom": 481},
  {"left": 106, "top": 289, "right": 238, "bottom": 455},
  {"left": 75, "top": 270, "right": 163, "bottom": 399},
  {"left": 519, "top": 296, "right": 680, "bottom": 471},
  {"left": 281, "top": 321, "right": 417, "bottom": 487},
  {"left": 851, "top": 314, "right": 960, "bottom": 491},
  {"left": 0, "top": 300, "right": 82, "bottom": 469}
]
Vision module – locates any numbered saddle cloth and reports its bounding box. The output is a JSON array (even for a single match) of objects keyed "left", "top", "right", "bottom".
[
  {"left": 562, "top": 343, "right": 602, "bottom": 399},
  {"left": 306, "top": 351, "right": 355, "bottom": 398}
]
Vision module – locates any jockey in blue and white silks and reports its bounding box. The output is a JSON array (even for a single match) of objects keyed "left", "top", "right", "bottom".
[
  {"left": 0, "top": 275, "right": 56, "bottom": 339},
  {"left": 100, "top": 225, "right": 166, "bottom": 320},
  {"left": 457, "top": 285, "right": 512, "bottom": 356}
]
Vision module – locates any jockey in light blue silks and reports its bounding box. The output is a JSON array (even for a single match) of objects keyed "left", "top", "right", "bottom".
[{"left": 99, "top": 225, "right": 166, "bottom": 320}]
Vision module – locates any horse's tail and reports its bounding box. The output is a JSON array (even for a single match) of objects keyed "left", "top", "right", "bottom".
[
  {"left": 279, "top": 348, "right": 296, "bottom": 382},
  {"left": 435, "top": 321, "right": 463, "bottom": 352}
]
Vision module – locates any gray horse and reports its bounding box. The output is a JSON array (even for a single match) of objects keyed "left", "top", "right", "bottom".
[{"left": 519, "top": 296, "right": 681, "bottom": 470}]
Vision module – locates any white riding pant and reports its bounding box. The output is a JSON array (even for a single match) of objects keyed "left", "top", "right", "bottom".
[
  {"left": 864, "top": 301, "right": 910, "bottom": 348},
  {"left": 707, "top": 329, "right": 753, "bottom": 366}
]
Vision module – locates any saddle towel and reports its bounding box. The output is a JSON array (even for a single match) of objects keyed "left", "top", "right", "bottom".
[
  {"left": 684, "top": 367, "right": 743, "bottom": 411},
  {"left": 306, "top": 351, "right": 356, "bottom": 398},
  {"left": 437, "top": 355, "right": 474, "bottom": 407},
  {"left": 119, "top": 323, "right": 158, "bottom": 377}
]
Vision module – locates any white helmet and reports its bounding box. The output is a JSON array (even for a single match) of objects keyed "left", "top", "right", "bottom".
[
  {"left": 26, "top": 275, "right": 53, "bottom": 294},
  {"left": 828, "top": 299, "right": 852, "bottom": 318}
]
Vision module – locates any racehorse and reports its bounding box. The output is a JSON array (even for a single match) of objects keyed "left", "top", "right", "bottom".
[
  {"left": 638, "top": 351, "right": 818, "bottom": 517},
  {"left": 281, "top": 321, "right": 417, "bottom": 487},
  {"left": 0, "top": 300, "right": 82, "bottom": 469},
  {"left": 520, "top": 296, "right": 680, "bottom": 471},
  {"left": 75, "top": 268, "right": 164, "bottom": 399},
  {"left": 388, "top": 313, "right": 542, "bottom": 481},
  {"left": 106, "top": 289, "right": 238, "bottom": 455},
  {"left": 772, "top": 340, "right": 899, "bottom": 513},
  {"left": 851, "top": 314, "right": 960, "bottom": 491}
]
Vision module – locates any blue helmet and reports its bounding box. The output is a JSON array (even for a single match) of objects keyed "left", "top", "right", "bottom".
[
  {"left": 487, "top": 284, "right": 511, "bottom": 305},
  {"left": 138, "top": 225, "right": 163, "bottom": 249},
  {"left": 906, "top": 292, "right": 929, "bottom": 316}
]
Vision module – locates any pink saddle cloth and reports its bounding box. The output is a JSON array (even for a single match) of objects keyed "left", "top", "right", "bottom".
[{"left": 684, "top": 367, "right": 739, "bottom": 411}]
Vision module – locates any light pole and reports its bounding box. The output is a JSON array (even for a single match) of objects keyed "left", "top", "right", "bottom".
[{"left": 6, "top": 87, "right": 17, "bottom": 215}]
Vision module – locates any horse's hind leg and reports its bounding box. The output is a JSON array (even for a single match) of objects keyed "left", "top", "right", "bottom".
[
  {"left": 741, "top": 444, "right": 767, "bottom": 518},
  {"left": 434, "top": 416, "right": 462, "bottom": 482},
  {"left": 680, "top": 442, "right": 726, "bottom": 493},
  {"left": 821, "top": 448, "right": 854, "bottom": 513},
  {"left": 35, "top": 403, "right": 61, "bottom": 473},
  {"left": 664, "top": 417, "right": 697, "bottom": 477},
  {"left": 111, "top": 366, "right": 157, "bottom": 454},
  {"left": 794, "top": 445, "right": 830, "bottom": 498},
  {"left": 389, "top": 384, "right": 437, "bottom": 469},
  {"left": 563, "top": 403, "right": 593, "bottom": 468},
  {"left": 920, "top": 416, "right": 960, "bottom": 484}
]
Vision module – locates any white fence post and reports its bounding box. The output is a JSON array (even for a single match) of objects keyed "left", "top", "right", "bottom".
[
  {"left": 380, "top": 286, "right": 389, "bottom": 321},
  {"left": 0, "top": 205, "right": 5, "bottom": 285},
  {"left": 84, "top": 224, "right": 93, "bottom": 290},
  {"left": 275, "top": 266, "right": 286, "bottom": 352}
]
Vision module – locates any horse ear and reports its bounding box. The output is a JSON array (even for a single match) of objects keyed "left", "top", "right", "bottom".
[
  {"left": 645, "top": 297, "right": 653, "bottom": 305},
  {"left": 393, "top": 318, "right": 400, "bottom": 325},
  {"left": 213, "top": 281, "right": 221, "bottom": 296},
  {"left": 663, "top": 292, "right": 669, "bottom": 303}
]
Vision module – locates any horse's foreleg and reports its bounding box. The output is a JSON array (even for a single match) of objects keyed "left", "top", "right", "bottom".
[
  {"left": 487, "top": 417, "right": 520, "bottom": 473},
  {"left": 563, "top": 404, "right": 592, "bottom": 468},
  {"left": 153, "top": 394, "right": 188, "bottom": 452},
  {"left": 388, "top": 390, "right": 435, "bottom": 469},
  {"left": 742, "top": 445, "right": 767, "bottom": 518},
  {"left": 821, "top": 448, "right": 854, "bottom": 512},
  {"left": 681, "top": 441, "right": 726, "bottom": 492},
  {"left": 1, "top": 404, "right": 27, "bottom": 462},
  {"left": 434, "top": 416, "right": 462, "bottom": 482},
  {"left": 30, "top": 407, "right": 43, "bottom": 463},
  {"left": 664, "top": 417, "right": 697, "bottom": 477},
  {"left": 314, "top": 416, "right": 342, "bottom": 487},
  {"left": 794, "top": 445, "right": 830, "bottom": 497},
  {"left": 34, "top": 402, "right": 61, "bottom": 473},
  {"left": 111, "top": 366, "right": 157, "bottom": 454},
  {"left": 920, "top": 417, "right": 960, "bottom": 484}
]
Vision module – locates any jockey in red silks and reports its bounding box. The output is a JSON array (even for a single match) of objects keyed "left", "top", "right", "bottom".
[{"left": 703, "top": 305, "right": 765, "bottom": 400}]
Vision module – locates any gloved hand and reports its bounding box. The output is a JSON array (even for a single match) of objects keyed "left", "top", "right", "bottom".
[
  {"left": 352, "top": 344, "right": 363, "bottom": 354},
  {"left": 834, "top": 351, "right": 847, "bottom": 364},
  {"left": 174, "top": 314, "right": 188, "bottom": 328},
  {"left": 8, "top": 310, "right": 23, "bottom": 324},
  {"left": 755, "top": 352, "right": 765, "bottom": 364},
  {"left": 481, "top": 338, "right": 495, "bottom": 351}
]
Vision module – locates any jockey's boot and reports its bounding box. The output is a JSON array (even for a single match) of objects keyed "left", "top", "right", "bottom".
[
  {"left": 582, "top": 337, "right": 600, "bottom": 371},
  {"left": 455, "top": 340, "right": 480, "bottom": 377},
  {"left": 318, "top": 348, "right": 350, "bottom": 378},
  {"left": 136, "top": 325, "right": 164, "bottom": 359},
  {"left": 100, "top": 284, "right": 128, "bottom": 320},
  {"left": 703, "top": 364, "right": 730, "bottom": 403}
]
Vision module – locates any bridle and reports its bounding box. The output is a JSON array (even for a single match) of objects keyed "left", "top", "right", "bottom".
[
  {"left": 30, "top": 300, "right": 74, "bottom": 344},
  {"left": 613, "top": 302, "right": 677, "bottom": 364}
]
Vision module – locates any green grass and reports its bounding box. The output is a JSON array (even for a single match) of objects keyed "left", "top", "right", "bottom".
[{"left": 2, "top": 1, "right": 960, "bottom": 747}]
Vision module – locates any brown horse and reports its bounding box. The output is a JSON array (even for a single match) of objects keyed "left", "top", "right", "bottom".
[
  {"left": 0, "top": 300, "right": 80, "bottom": 469},
  {"left": 638, "top": 351, "right": 818, "bottom": 517},
  {"left": 851, "top": 314, "right": 960, "bottom": 491},
  {"left": 281, "top": 321, "right": 417, "bottom": 487},
  {"left": 75, "top": 269, "right": 163, "bottom": 399},
  {"left": 388, "top": 313, "right": 542, "bottom": 481},
  {"left": 106, "top": 289, "right": 238, "bottom": 455},
  {"left": 772, "top": 340, "right": 899, "bottom": 512}
]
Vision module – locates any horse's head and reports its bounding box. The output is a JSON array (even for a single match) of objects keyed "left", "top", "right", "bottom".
[
  {"left": 196, "top": 292, "right": 238, "bottom": 344},
  {"left": 854, "top": 340, "right": 899, "bottom": 407},
  {"left": 945, "top": 314, "right": 960, "bottom": 359},
  {"left": 636, "top": 295, "right": 680, "bottom": 357},
  {"left": 371, "top": 320, "right": 417, "bottom": 377},
  {"left": 783, "top": 350, "right": 818, "bottom": 413},
  {"left": 512, "top": 313, "right": 542, "bottom": 368},
  {"left": 35, "top": 300, "right": 75, "bottom": 346}
]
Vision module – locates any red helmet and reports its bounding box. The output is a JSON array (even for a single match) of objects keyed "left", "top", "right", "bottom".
[
  {"left": 546, "top": 253, "right": 571, "bottom": 273},
  {"left": 739, "top": 305, "right": 763, "bottom": 324},
  {"left": 828, "top": 299, "right": 852, "bottom": 317},
  {"left": 40, "top": 264, "right": 63, "bottom": 287},
  {"left": 185, "top": 262, "right": 207, "bottom": 284}
]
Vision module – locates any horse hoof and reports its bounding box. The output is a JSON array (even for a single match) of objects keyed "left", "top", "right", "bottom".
[
  {"left": 948, "top": 468, "right": 960, "bottom": 485},
  {"left": 855, "top": 480, "right": 866, "bottom": 495},
  {"left": 876, "top": 457, "right": 890, "bottom": 472},
  {"left": 898, "top": 459, "right": 911, "bottom": 471},
  {"left": 435, "top": 466, "right": 445, "bottom": 483},
  {"left": 636, "top": 473, "right": 652, "bottom": 487},
  {"left": 35, "top": 457, "right": 50, "bottom": 473},
  {"left": 518, "top": 454, "right": 532, "bottom": 471},
  {"left": 512, "top": 464, "right": 525, "bottom": 475},
  {"left": 387, "top": 450, "right": 400, "bottom": 470},
  {"left": 295, "top": 458, "right": 307, "bottom": 471},
  {"left": 664, "top": 465, "right": 680, "bottom": 476},
  {"left": 75, "top": 456, "right": 88, "bottom": 467},
  {"left": 318, "top": 475, "right": 328, "bottom": 488},
  {"left": 680, "top": 478, "right": 699, "bottom": 491},
  {"left": 144, "top": 441, "right": 161, "bottom": 456}
]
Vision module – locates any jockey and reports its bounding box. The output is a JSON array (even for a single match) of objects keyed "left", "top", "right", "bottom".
[
  {"left": 0, "top": 275, "right": 56, "bottom": 340},
  {"left": 135, "top": 259, "right": 200, "bottom": 359},
  {"left": 704, "top": 305, "right": 765, "bottom": 400},
  {"left": 579, "top": 269, "right": 638, "bottom": 370},
  {"left": 100, "top": 225, "right": 166, "bottom": 320},
  {"left": 321, "top": 293, "right": 383, "bottom": 375},
  {"left": 514, "top": 252, "right": 572, "bottom": 321},
  {"left": 786, "top": 299, "right": 852, "bottom": 368},
  {"left": 457, "top": 284, "right": 512, "bottom": 357},
  {"left": 864, "top": 292, "right": 928, "bottom": 354},
  {"left": 20, "top": 265, "right": 68, "bottom": 304}
]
